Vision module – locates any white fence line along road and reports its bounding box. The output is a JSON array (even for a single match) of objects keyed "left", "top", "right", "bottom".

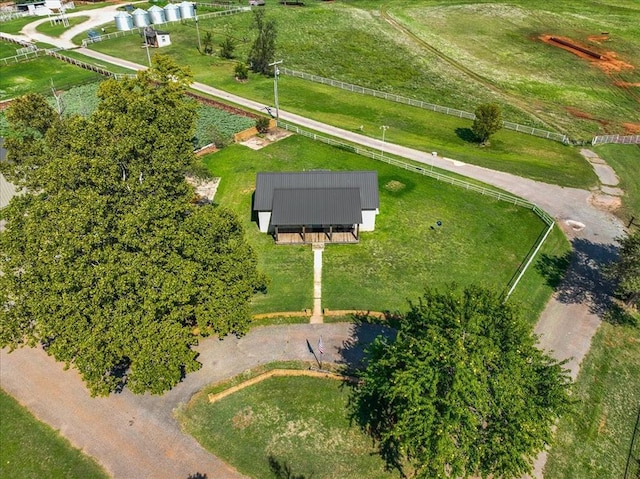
[
  {"left": 592, "top": 134, "right": 640, "bottom": 145},
  {"left": 280, "top": 67, "right": 569, "bottom": 144}
]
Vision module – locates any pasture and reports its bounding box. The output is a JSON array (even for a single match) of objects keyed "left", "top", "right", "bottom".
[{"left": 84, "top": 0, "right": 640, "bottom": 141}]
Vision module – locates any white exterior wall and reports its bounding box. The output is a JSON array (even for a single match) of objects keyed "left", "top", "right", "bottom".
[
  {"left": 0, "top": 173, "right": 18, "bottom": 210},
  {"left": 360, "top": 208, "right": 378, "bottom": 231},
  {"left": 157, "top": 33, "right": 171, "bottom": 47},
  {"left": 258, "top": 211, "right": 271, "bottom": 233}
]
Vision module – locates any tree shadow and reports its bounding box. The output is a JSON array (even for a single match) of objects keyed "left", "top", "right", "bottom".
[
  {"left": 535, "top": 250, "right": 573, "bottom": 289},
  {"left": 268, "top": 455, "right": 311, "bottom": 479},
  {"left": 335, "top": 320, "right": 396, "bottom": 375},
  {"left": 537, "top": 238, "right": 619, "bottom": 319},
  {"left": 455, "top": 127, "right": 478, "bottom": 144}
]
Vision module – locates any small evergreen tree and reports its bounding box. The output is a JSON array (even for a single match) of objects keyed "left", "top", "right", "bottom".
[
  {"left": 234, "top": 62, "right": 249, "bottom": 81},
  {"left": 220, "top": 36, "right": 236, "bottom": 59},
  {"left": 247, "top": 9, "right": 277, "bottom": 75}
]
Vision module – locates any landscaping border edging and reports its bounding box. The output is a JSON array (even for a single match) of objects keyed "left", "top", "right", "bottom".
[{"left": 207, "top": 368, "right": 357, "bottom": 404}]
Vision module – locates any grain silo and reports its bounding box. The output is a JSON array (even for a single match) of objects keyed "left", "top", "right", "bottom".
[
  {"left": 147, "top": 5, "right": 165, "bottom": 25},
  {"left": 163, "top": 3, "right": 181, "bottom": 22},
  {"left": 114, "top": 11, "right": 133, "bottom": 31},
  {"left": 131, "top": 8, "right": 150, "bottom": 28},
  {"left": 179, "top": 1, "right": 195, "bottom": 19}
]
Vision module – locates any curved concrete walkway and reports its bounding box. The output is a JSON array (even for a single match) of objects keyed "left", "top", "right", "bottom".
[{"left": 0, "top": 10, "right": 628, "bottom": 479}]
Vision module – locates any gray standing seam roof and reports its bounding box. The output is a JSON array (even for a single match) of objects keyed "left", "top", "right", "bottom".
[
  {"left": 254, "top": 171, "right": 379, "bottom": 212},
  {"left": 271, "top": 188, "right": 362, "bottom": 226}
]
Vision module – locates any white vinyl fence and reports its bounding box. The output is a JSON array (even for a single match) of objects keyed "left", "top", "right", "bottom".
[{"left": 280, "top": 68, "right": 569, "bottom": 144}]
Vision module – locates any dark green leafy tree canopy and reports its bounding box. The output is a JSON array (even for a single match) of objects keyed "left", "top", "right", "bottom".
[
  {"left": 0, "top": 55, "right": 266, "bottom": 396},
  {"left": 351, "top": 286, "right": 571, "bottom": 479},
  {"left": 472, "top": 103, "right": 503, "bottom": 145},
  {"left": 606, "top": 228, "right": 640, "bottom": 309}
]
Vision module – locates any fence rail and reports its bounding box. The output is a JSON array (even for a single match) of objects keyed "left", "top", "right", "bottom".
[
  {"left": 81, "top": 6, "right": 250, "bottom": 46},
  {"left": 592, "top": 134, "right": 640, "bottom": 145},
  {"left": 278, "top": 120, "right": 554, "bottom": 297},
  {"left": 280, "top": 68, "right": 569, "bottom": 144},
  {"left": 47, "top": 51, "right": 136, "bottom": 79}
]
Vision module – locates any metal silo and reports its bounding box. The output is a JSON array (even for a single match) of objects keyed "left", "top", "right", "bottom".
[
  {"left": 131, "top": 8, "right": 150, "bottom": 27},
  {"left": 147, "top": 5, "right": 165, "bottom": 24},
  {"left": 179, "top": 1, "right": 195, "bottom": 19},
  {"left": 163, "top": 3, "right": 181, "bottom": 22},
  {"left": 114, "top": 11, "right": 133, "bottom": 31}
]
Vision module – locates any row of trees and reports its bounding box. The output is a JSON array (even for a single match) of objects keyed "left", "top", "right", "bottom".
[{"left": 0, "top": 57, "right": 266, "bottom": 396}]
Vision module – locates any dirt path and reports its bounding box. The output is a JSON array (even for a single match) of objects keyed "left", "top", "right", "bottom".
[{"left": 1, "top": 323, "right": 392, "bottom": 478}]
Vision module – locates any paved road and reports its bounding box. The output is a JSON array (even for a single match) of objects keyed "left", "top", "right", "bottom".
[{"left": 0, "top": 10, "right": 627, "bottom": 479}]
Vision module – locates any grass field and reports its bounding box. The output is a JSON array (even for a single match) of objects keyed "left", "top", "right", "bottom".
[
  {"left": 0, "top": 52, "right": 103, "bottom": 99},
  {"left": 35, "top": 15, "right": 90, "bottom": 37},
  {"left": 205, "top": 135, "right": 568, "bottom": 323},
  {"left": 595, "top": 144, "right": 640, "bottom": 226},
  {"left": 544, "top": 320, "right": 640, "bottom": 479},
  {"left": 85, "top": 0, "right": 640, "bottom": 140},
  {"left": 0, "top": 389, "right": 109, "bottom": 479},
  {"left": 178, "top": 374, "right": 401, "bottom": 479}
]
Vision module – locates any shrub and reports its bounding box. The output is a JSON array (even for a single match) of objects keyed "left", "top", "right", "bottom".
[
  {"left": 255, "top": 116, "right": 270, "bottom": 133},
  {"left": 234, "top": 62, "right": 249, "bottom": 81}
]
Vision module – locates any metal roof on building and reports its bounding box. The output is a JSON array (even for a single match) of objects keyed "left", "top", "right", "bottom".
[
  {"left": 254, "top": 171, "right": 379, "bottom": 211},
  {"left": 271, "top": 188, "right": 362, "bottom": 226}
]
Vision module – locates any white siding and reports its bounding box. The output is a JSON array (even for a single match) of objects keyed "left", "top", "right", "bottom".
[
  {"left": 360, "top": 208, "right": 378, "bottom": 231},
  {"left": 258, "top": 211, "right": 271, "bottom": 233},
  {"left": 0, "top": 173, "right": 18, "bottom": 210}
]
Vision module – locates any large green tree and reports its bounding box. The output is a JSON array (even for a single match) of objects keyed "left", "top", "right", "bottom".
[
  {"left": 606, "top": 228, "right": 640, "bottom": 309},
  {"left": 247, "top": 9, "right": 277, "bottom": 75},
  {"left": 0, "top": 56, "right": 266, "bottom": 396},
  {"left": 351, "top": 286, "right": 571, "bottom": 479},
  {"left": 472, "top": 103, "right": 503, "bottom": 145}
]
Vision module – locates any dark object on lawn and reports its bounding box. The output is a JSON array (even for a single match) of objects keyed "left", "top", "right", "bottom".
[
  {"left": 280, "top": 0, "right": 305, "bottom": 5},
  {"left": 550, "top": 36, "right": 603, "bottom": 59},
  {"left": 87, "top": 29, "right": 101, "bottom": 42}
]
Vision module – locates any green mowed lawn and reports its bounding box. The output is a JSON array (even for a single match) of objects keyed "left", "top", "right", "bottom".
[
  {"left": 206, "top": 135, "right": 567, "bottom": 322},
  {"left": 0, "top": 55, "right": 103, "bottom": 99},
  {"left": 35, "top": 15, "right": 90, "bottom": 37},
  {"left": 0, "top": 389, "right": 109, "bottom": 479},
  {"left": 544, "top": 320, "right": 640, "bottom": 479},
  {"left": 179, "top": 375, "right": 401, "bottom": 479}
]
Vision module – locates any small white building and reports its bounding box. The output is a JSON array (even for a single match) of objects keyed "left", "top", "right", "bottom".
[{"left": 253, "top": 170, "right": 379, "bottom": 244}]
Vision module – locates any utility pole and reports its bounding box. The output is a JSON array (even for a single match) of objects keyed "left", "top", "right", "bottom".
[
  {"left": 194, "top": 4, "right": 202, "bottom": 52},
  {"left": 380, "top": 125, "right": 389, "bottom": 156},
  {"left": 268, "top": 60, "right": 283, "bottom": 122}
]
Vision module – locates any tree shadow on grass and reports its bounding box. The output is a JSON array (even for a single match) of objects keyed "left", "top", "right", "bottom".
[
  {"left": 536, "top": 238, "right": 620, "bottom": 320},
  {"left": 268, "top": 455, "right": 311, "bottom": 479},
  {"left": 455, "top": 127, "right": 478, "bottom": 144}
]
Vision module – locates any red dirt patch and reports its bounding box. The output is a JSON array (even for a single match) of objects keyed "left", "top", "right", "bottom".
[
  {"left": 587, "top": 35, "right": 609, "bottom": 43},
  {"left": 565, "top": 107, "right": 594, "bottom": 120},
  {"left": 540, "top": 34, "right": 634, "bottom": 74},
  {"left": 623, "top": 123, "right": 640, "bottom": 134}
]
